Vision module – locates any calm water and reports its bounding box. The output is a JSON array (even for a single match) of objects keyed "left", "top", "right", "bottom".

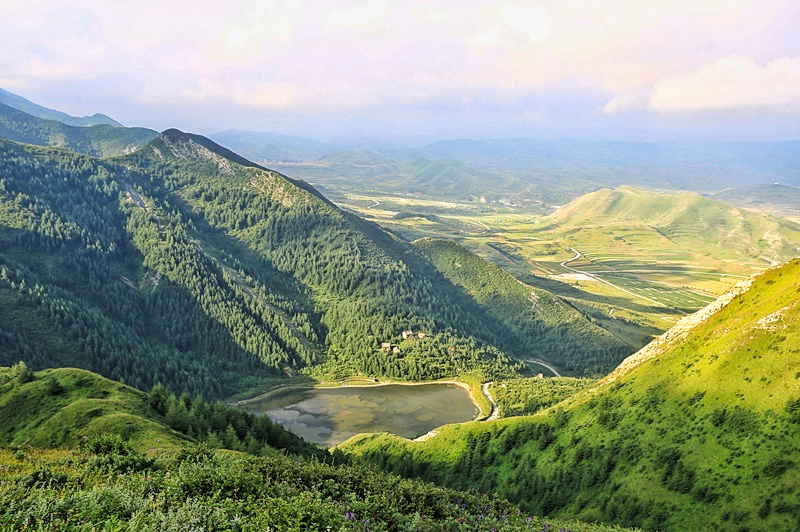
[{"left": 244, "top": 384, "right": 478, "bottom": 447}]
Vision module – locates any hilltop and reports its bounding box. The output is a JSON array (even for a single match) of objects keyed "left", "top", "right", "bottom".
[
  {"left": 342, "top": 258, "right": 800, "bottom": 530},
  {"left": 544, "top": 187, "right": 800, "bottom": 265}
]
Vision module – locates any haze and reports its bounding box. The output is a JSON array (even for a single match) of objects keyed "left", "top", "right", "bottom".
[{"left": 2, "top": 0, "right": 799, "bottom": 143}]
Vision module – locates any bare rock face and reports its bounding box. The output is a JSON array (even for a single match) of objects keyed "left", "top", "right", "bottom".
[{"left": 155, "top": 133, "right": 236, "bottom": 175}]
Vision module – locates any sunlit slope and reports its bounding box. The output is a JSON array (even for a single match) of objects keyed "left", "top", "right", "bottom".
[
  {"left": 342, "top": 259, "right": 800, "bottom": 531},
  {"left": 414, "top": 238, "right": 630, "bottom": 375},
  {"left": 0, "top": 367, "right": 186, "bottom": 450},
  {"left": 545, "top": 186, "right": 800, "bottom": 264}
]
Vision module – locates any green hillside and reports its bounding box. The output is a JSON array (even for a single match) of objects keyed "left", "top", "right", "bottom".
[
  {"left": 0, "top": 102, "right": 156, "bottom": 157},
  {"left": 342, "top": 259, "right": 800, "bottom": 530},
  {"left": 0, "top": 365, "right": 185, "bottom": 451},
  {"left": 0, "top": 134, "right": 510, "bottom": 396},
  {"left": 0, "top": 365, "right": 324, "bottom": 458},
  {"left": 414, "top": 238, "right": 630, "bottom": 375},
  {"left": 545, "top": 186, "right": 800, "bottom": 264}
]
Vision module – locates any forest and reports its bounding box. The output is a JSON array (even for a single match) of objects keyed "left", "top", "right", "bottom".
[{"left": 0, "top": 131, "right": 631, "bottom": 400}]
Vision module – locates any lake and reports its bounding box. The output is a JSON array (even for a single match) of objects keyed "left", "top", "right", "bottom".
[{"left": 243, "top": 383, "right": 478, "bottom": 447}]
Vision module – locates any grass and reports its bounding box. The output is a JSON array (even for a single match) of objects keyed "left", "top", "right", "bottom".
[
  {"left": 0, "top": 444, "right": 641, "bottom": 531},
  {"left": 0, "top": 366, "right": 186, "bottom": 452}
]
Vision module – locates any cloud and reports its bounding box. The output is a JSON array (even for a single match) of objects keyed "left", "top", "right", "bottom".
[
  {"left": 501, "top": 3, "right": 549, "bottom": 43},
  {"left": 327, "top": 0, "right": 390, "bottom": 28},
  {"left": 212, "top": 0, "right": 306, "bottom": 59},
  {"left": 650, "top": 55, "right": 800, "bottom": 111},
  {"left": 602, "top": 90, "right": 652, "bottom": 115}
]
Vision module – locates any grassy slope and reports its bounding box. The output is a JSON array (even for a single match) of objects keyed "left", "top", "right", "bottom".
[
  {"left": 545, "top": 186, "right": 800, "bottom": 264},
  {"left": 342, "top": 258, "right": 800, "bottom": 531},
  {"left": 0, "top": 367, "right": 186, "bottom": 451}
]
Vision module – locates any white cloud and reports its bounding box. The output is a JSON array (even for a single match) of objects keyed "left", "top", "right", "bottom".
[
  {"left": 472, "top": 26, "right": 502, "bottom": 48},
  {"left": 501, "top": 3, "right": 549, "bottom": 43},
  {"left": 327, "top": 0, "right": 390, "bottom": 28},
  {"left": 651, "top": 55, "right": 800, "bottom": 111},
  {"left": 410, "top": 6, "right": 448, "bottom": 24},
  {"left": 602, "top": 90, "right": 651, "bottom": 114}
]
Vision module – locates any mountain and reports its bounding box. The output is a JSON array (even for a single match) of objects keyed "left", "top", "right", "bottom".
[
  {"left": 543, "top": 186, "right": 800, "bottom": 265},
  {"left": 0, "top": 130, "right": 629, "bottom": 400},
  {"left": 421, "top": 138, "right": 800, "bottom": 191},
  {"left": 218, "top": 133, "right": 800, "bottom": 216},
  {"left": 342, "top": 258, "right": 800, "bottom": 530},
  {"left": 0, "top": 102, "right": 157, "bottom": 157},
  {"left": 0, "top": 87, "right": 122, "bottom": 127}
]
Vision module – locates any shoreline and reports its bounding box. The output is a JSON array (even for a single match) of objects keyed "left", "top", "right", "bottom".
[{"left": 235, "top": 378, "right": 490, "bottom": 420}]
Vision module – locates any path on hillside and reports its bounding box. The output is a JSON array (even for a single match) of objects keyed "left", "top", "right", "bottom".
[
  {"left": 524, "top": 359, "right": 562, "bottom": 377},
  {"left": 482, "top": 382, "right": 499, "bottom": 421}
]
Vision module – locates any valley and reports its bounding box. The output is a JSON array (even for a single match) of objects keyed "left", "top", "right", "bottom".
[
  {"left": 1, "top": 90, "right": 799, "bottom": 531},
  {"left": 325, "top": 186, "right": 800, "bottom": 352}
]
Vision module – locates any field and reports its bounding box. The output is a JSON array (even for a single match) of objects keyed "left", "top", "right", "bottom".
[{"left": 331, "top": 189, "right": 799, "bottom": 350}]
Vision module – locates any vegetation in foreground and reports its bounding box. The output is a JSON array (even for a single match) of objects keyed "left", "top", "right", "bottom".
[
  {"left": 342, "top": 259, "right": 800, "bottom": 531},
  {"left": 0, "top": 442, "right": 639, "bottom": 532}
]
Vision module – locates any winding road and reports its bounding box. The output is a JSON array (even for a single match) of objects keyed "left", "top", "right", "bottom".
[{"left": 524, "top": 359, "right": 562, "bottom": 377}]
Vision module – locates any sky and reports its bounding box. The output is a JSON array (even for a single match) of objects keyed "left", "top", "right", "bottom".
[{"left": 1, "top": 0, "right": 799, "bottom": 143}]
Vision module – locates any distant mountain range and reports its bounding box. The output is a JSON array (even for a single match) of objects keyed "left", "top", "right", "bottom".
[
  {"left": 0, "top": 87, "right": 122, "bottom": 127},
  {"left": 211, "top": 129, "right": 800, "bottom": 209},
  {"left": 0, "top": 88, "right": 157, "bottom": 158}
]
